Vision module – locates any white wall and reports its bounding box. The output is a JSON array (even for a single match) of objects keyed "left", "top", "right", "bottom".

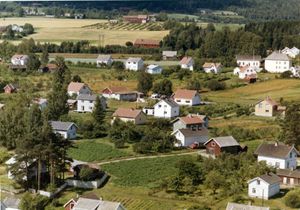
[
  {"left": 68, "top": 86, "right": 91, "bottom": 97},
  {"left": 154, "top": 101, "right": 179, "bottom": 118},
  {"left": 77, "top": 100, "right": 95, "bottom": 113},
  {"left": 174, "top": 132, "right": 208, "bottom": 147},
  {"left": 126, "top": 60, "right": 144, "bottom": 71},
  {"left": 248, "top": 179, "right": 279, "bottom": 199},
  {"left": 258, "top": 151, "right": 297, "bottom": 169},
  {"left": 237, "top": 60, "right": 260, "bottom": 67},
  {"left": 265, "top": 60, "right": 291, "bottom": 73},
  {"left": 174, "top": 95, "right": 201, "bottom": 106}
]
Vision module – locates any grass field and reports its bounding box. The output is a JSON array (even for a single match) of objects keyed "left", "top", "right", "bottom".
[
  {"left": 0, "top": 17, "right": 169, "bottom": 45},
  {"left": 84, "top": 22, "right": 164, "bottom": 31}
]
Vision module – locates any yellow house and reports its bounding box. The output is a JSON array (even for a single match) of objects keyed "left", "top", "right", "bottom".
[
  {"left": 112, "top": 108, "right": 147, "bottom": 125},
  {"left": 255, "top": 97, "right": 278, "bottom": 117}
]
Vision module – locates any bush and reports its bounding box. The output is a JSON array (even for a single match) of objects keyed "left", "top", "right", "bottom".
[
  {"left": 280, "top": 70, "right": 293, "bottom": 78},
  {"left": 0, "top": 148, "right": 10, "bottom": 164},
  {"left": 206, "top": 79, "right": 226, "bottom": 91},
  {"left": 79, "top": 166, "right": 94, "bottom": 181},
  {"left": 285, "top": 189, "right": 300, "bottom": 208}
]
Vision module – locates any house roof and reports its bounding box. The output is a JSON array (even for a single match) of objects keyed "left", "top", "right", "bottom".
[
  {"left": 162, "top": 51, "right": 177, "bottom": 57},
  {"left": 277, "top": 169, "right": 300, "bottom": 179},
  {"left": 174, "top": 114, "right": 206, "bottom": 125},
  {"left": 173, "top": 89, "right": 198, "bottom": 100},
  {"left": 97, "top": 54, "right": 112, "bottom": 61},
  {"left": 134, "top": 39, "right": 160, "bottom": 46},
  {"left": 180, "top": 56, "right": 193, "bottom": 65},
  {"left": 33, "top": 98, "right": 47, "bottom": 105},
  {"left": 258, "top": 173, "right": 281, "bottom": 185},
  {"left": 236, "top": 55, "right": 261, "bottom": 61},
  {"left": 98, "top": 201, "right": 123, "bottom": 210},
  {"left": 204, "top": 136, "right": 240, "bottom": 147},
  {"left": 113, "top": 108, "right": 143, "bottom": 119},
  {"left": 11, "top": 54, "right": 29, "bottom": 60},
  {"left": 238, "top": 65, "right": 257, "bottom": 73},
  {"left": 3, "top": 197, "right": 20, "bottom": 209},
  {"left": 157, "top": 98, "right": 179, "bottom": 108},
  {"left": 147, "top": 64, "right": 161, "bottom": 70},
  {"left": 175, "top": 128, "right": 208, "bottom": 138},
  {"left": 73, "top": 197, "right": 101, "bottom": 210},
  {"left": 50, "top": 121, "right": 77, "bottom": 131},
  {"left": 68, "top": 82, "right": 87, "bottom": 92},
  {"left": 76, "top": 94, "right": 99, "bottom": 101},
  {"left": 102, "top": 86, "right": 136, "bottom": 94},
  {"left": 254, "top": 142, "right": 299, "bottom": 158},
  {"left": 203, "top": 62, "right": 221, "bottom": 68},
  {"left": 226, "top": 202, "right": 269, "bottom": 210},
  {"left": 127, "top": 57, "right": 143, "bottom": 62},
  {"left": 265, "top": 51, "right": 290, "bottom": 61}
]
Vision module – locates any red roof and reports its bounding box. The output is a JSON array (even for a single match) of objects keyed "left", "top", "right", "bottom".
[
  {"left": 180, "top": 56, "right": 193, "bottom": 65},
  {"left": 68, "top": 82, "right": 86, "bottom": 92},
  {"left": 173, "top": 89, "right": 198, "bottom": 100},
  {"left": 179, "top": 114, "right": 206, "bottom": 125},
  {"left": 113, "top": 108, "right": 143, "bottom": 119}
]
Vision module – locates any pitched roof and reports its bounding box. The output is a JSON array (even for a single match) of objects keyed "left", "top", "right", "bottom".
[
  {"left": 265, "top": 51, "right": 290, "bottom": 61},
  {"left": 203, "top": 62, "right": 221, "bottom": 68},
  {"left": 158, "top": 98, "right": 179, "bottom": 108},
  {"left": 97, "top": 54, "right": 112, "bottom": 61},
  {"left": 226, "top": 202, "right": 269, "bottom": 210},
  {"left": 175, "top": 114, "right": 206, "bottom": 125},
  {"left": 68, "top": 82, "right": 87, "bottom": 92},
  {"left": 11, "top": 54, "right": 29, "bottom": 60},
  {"left": 162, "top": 51, "right": 177, "bottom": 57},
  {"left": 127, "top": 57, "right": 143, "bottom": 62},
  {"left": 134, "top": 39, "right": 160, "bottom": 46},
  {"left": 259, "top": 96, "right": 278, "bottom": 106},
  {"left": 102, "top": 86, "right": 132, "bottom": 94},
  {"left": 3, "top": 83, "right": 18, "bottom": 90},
  {"left": 176, "top": 128, "right": 208, "bottom": 138},
  {"left": 180, "top": 56, "right": 193, "bottom": 65},
  {"left": 254, "top": 142, "right": 299, "bottom": 158},
  {"left": 76, "top": 94, "right": 99, "bottom": 101},
  {"left": 3, "top": 197, "right": 20, "bottom": 209},
  {"left": 113, "top": 108, "right": 143, "bottom": 119},
  {"left": 204, "top": 136, "right": 240, "bottom": 147},
  {"left": 277, "top": 169, "right": 300, "bottom": 179},
  {"left": 97, "top": 201, "right": 123, "bottom": 210},
  {"left": 236, "top": 55, "right": 261, "bottom": 61},
  {"left": 50, "top": 121, "right": 77, "bottom": 131},
  {"left": 173, "top": 89, "right": 198, "bottom": 100},
  {"left": 258, "top": 173, "right": 281, "bottom": 185},
  {"left": 73, "top": 197, "right": 101, "bottom": 210}
]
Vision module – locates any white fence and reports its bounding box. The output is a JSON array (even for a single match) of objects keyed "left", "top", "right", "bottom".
[
  {"left": 66, "top": 174, "right": 108, "bottom": 189},
  {"left": 38, "top": 183, "right": 68, "bottom": 198}
]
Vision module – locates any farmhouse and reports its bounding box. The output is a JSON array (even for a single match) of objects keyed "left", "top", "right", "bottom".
[
  {"left": 68, "top": 82, "right": 92, "bottom": 96},
  {"left": 64, "top": 194, "right": 125, "bottom": 210},
  {"left": 112, "top": 108, "right": 146, "bottom": 125},
  {"left": 146, "top": 64, "right": 163, "bottom": 74},
  {"left": 125, "top": 57, "right": 144, "bottom": 71},
  {"left": 172, "top": 114, "right": 208, "bottom": 132},
  {"left": 277, "top": 169, "right": 300, "bottom": 186},
  {"left": 50, "top": 121, "right": 78, "bottom": 139},
  {"left": 180, "top": 56, "right": 194, "bottom": 71},
  {"left": 226, "top": 202, "right": 270, "bottom": 210},
  {"left": 102, "top": 87, "right": 138, "bottom": 101},
  {"left": 11, "top": 54, "right": 29, "bottom": 66},
  {"left": 172, "top": 89, "right": 201, "bottom": 106},
  {"left": 203, "top": 62, "right": 222, "bottom": 74},
  {"left": 254, "top": 142, "right": 299, "bottom": 169},
  {"left": 96, "top": 54, "right": 113, "bottom": 67},
  {"left": 264, "top": 51, "right": 292, "bottom": 73},
  {"left": 123, "top": 15, "right": 149, "bottom": 23},
  {"left": 76, "top": 94, "right": 107, "bottom": 113},
  {"left": 134, "top": 39, "right": 160, "bottom": 48},
  {"left": 248, "top": 173, "right": 281, "bottom": 200},
  {"left": 0, "top": 197, "right": 21, "bottom": 210},
  {"left": 281, "top": 46, "right": 300, "bottom": 58},
  {"left": 236, "top": 55, "right": 261, "bottom": 67},
  {"left": 162, "top": 51, "right": 177, "bottom": 60},
  {"left": 3, "top": 83, "right": 18, "bottom": 94},
  {"left": 254, "top": 96, "right": 285, "bottom": 117},
  {"left": 204, "top": 136, "right": 241, "bottom": 156},
  {"left": 154, "top": 99, "right": 179, "bottom": 118},
  {"left": 172, "top": 128, "right": 209, "bottom": 147},
  {"left": 233, "top": 66, "right": 257, "bottom": 82}
]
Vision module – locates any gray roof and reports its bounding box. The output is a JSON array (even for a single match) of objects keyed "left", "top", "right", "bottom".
[
  {"left": 277, "top": 169, "right": 300, "bottom": 179},
  {"left": 97, "top": 54, "right": 112, "bottom": 61},
  {"left": 51, "top": 121, "right": 76, "bottom": 131},
  {"left": 226, "top": 202, "right": 269, "bottom": 210},
  {"left": 127, "top": 57, "right": 143, "bottom": 62},
  {"left": 77, "top": 94, "right": 98, "bottom": 101},
  {"left": 258, "top": 173, "right": 281, "bottom": 185},
  {"left": 177, "top": 128, "right": 208, "bottom": 138},
  {"left": 205, "top": 136, "right": 240, "bottom": 147},
  {"left": 162, "top": 51, "right": 177, "bottom": 57},
  {"left": 98, "top": 201, "right": 124, "bottom": 210},
  {"left": 236, "top": 55, "right": 261, "bottom": 61},
  {"left": 73, "top": 198, "right": 101, "bottom": 210},
  {"left": 3, "top": 197, "right": 20, "bottom": 209},
  {"left": 265, "top": 51, "right": 291, "bottom": 61},
  {"left": 254, "top": 143, "right": 299, "bottom": 159},
  {"left": 160, "top": 98, "right": 179, "bottom": 108}
]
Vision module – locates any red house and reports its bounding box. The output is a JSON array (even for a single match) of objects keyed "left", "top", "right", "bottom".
[
  {"left": 204, "top": 136, "right": 241, "bottom": 156},
  {"left": 134, "top": 39, "right": 160, "bottom": 48},
  {"left": 123, "top": 15, "right": 149, "bottom": 23},
  {"left": 3, "top": 84, "right": 18, "bottom": 94}
]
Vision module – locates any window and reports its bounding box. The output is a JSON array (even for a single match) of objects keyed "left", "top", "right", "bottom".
[
  {"left": 252, "top": 188, "right": 256, "bottom": 193},
  {"left": 158, "top": 105, "right": 161, "bottom": 108},
  {"left": 89, "top": 107, "right": 93, "bottom": 110},
  {"left": 290, "top": 153, "right": 293, "bottom": 158},
  {"left": 258, "top": 103, "right": 262, "bottom": 108},
  {"left": 176, "top": 100, "right": 181, "bottom": 102},
  {"left": 90, "top": 101, "right": 93, "bottom": 103},
  {"left": 275, "top": 162, "right": 280, "bottom": 168},
  {"left": 164, "top": 111, "right": 167, "bottom": 114},
  {"left": 211, "top": 142, "right": 216, "bottom": 147},
  {"left": 185, "top": 100, "right": 190, "bottom": 103},
  {"left": 266, "top": 110, "right": 269, "bottom": 112},
  {"left": 257, "top": 180, "right": 260, "bottom": 185}
]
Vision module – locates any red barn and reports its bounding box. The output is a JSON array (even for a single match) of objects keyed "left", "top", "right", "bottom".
[
  {"left": 204, "top": 136, "right": 241, "bottom": 156},
  {"left": 3, "top": 84, "right": 18, "bottom": 94},
  {"left": 134, "top": 39, "right": 160, "bottom": 48}
]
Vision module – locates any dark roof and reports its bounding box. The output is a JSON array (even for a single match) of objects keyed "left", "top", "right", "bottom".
[
  {"left": 254, "top": 143, "right": 298, "bottom": 158},
  {"left": 265, "top": 51, "right": 290, "bottom": 61},
  {"left": 177, "top": 128, "right": 208, "bottom": 137},
  {"left": 204, "top": 136, "right": 240, "bottom": 147},
  {"left": 259, "top": 173, "right": 281, "bottom": 185},
  {"left": 160, "top": 98, "right": 179, "bottom": 108},
  {"left": 236, "top": 55, "right": 261, "bottom": 61},
  {"left": 277, "top": 169, "right": 300, "bottom": 179},
  {"left": 76, "top": 94, "right": 98, "bottom": 101},
  {"left": 50, "top": 121, "right": 77, "bottom": 131}
]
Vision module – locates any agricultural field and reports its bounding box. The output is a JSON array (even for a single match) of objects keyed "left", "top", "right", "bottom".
[
  {"left": 0, "top": 17, "right": 169, "bottom": 45},
  {"left": 83, "top": 21, "right": 164, "bottom": 31}
]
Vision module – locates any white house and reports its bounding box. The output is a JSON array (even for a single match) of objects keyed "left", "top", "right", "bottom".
[
  {"left": 12, "top": 24, "right": 23, "bottom": 33},
  {"left": 281, "top": 47, "right": 300, "bottom": 58},
  {"left": 96, "top": 54, "right": 113, "bottom": 67},
  {"left": 146, "top": 64, "right": 163, "bottom": 74},
  {"left": 112, "top": 108, "right": 147, "bottom": 125},
  {"left": 233, "top": 66, "right": 257, "bottom": 80},
  {"left": 76, "top": 94, "right": 106, "bottom": 113},
  {"left": 162, "top": 51, "right": 177, "bottom": 60},
  {"left": 264, "top": 51, "right": 292, "bottom": 73},
  {"left": 142, "top": 107, "right": 154, "bottom": 116},
  {"left": 101, "top": 87, "right": 138, "bottom": 101},
  {"left": 154, "top": 99, "right": 179, "bottom": 118},
  {"left": 180, "top": 56, "right": 194, "bottom": 71},
  {"left": 236, "top": 55, "right": 261, "bottom": 67},
  {"left": 50, "top": 121, "right": 78, "bottom": 139},
  {"left": 172, "top": 128, "right": 209, "bottom": 147},
  {"left": 254, "top": 142, "right": 299, "bottom": 169},
  {"left": 202, "top": 62, "right": 222, "bottom": 74},
  {"left": 172, "top": 89, "right": 201, "bottom": 106},
  {"left": 0, "top": 197, "right": 20, "bottom": 210},
  {"left": 68, "top": 82, "right": 92, "bottom": 97},
  {"left": 248, "top": 173, "right": 281, "bottom": 200},
  {"left": 125, "top": 57, "right": 144, "bottom": 71},
  {"left": 11, "top": 54, "right": 29, "bottom": 66}
]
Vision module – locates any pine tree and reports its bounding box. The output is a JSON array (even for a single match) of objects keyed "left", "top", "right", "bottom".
[
  {"left": 92, "top": 96, "right": 105, "bottom": 124},
  {"left": 40, "top": 47, "right": 49, "bottom": 65}
]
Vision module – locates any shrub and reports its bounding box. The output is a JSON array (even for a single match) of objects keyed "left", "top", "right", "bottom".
[
  {"left": 0, "top": 148, "right": 10, "bottom": 164},
  {"left": 79, "top": 166, "right": 95, "bottom": 181},
  {"left": 280, "top": 70, "right": 293, "bottom": 78},
  {"left": 285, "top": 189, "right": 300, "bottom": 208},
  {"left": 206, "top": 79, "right": 226, "bottom": 91}
]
